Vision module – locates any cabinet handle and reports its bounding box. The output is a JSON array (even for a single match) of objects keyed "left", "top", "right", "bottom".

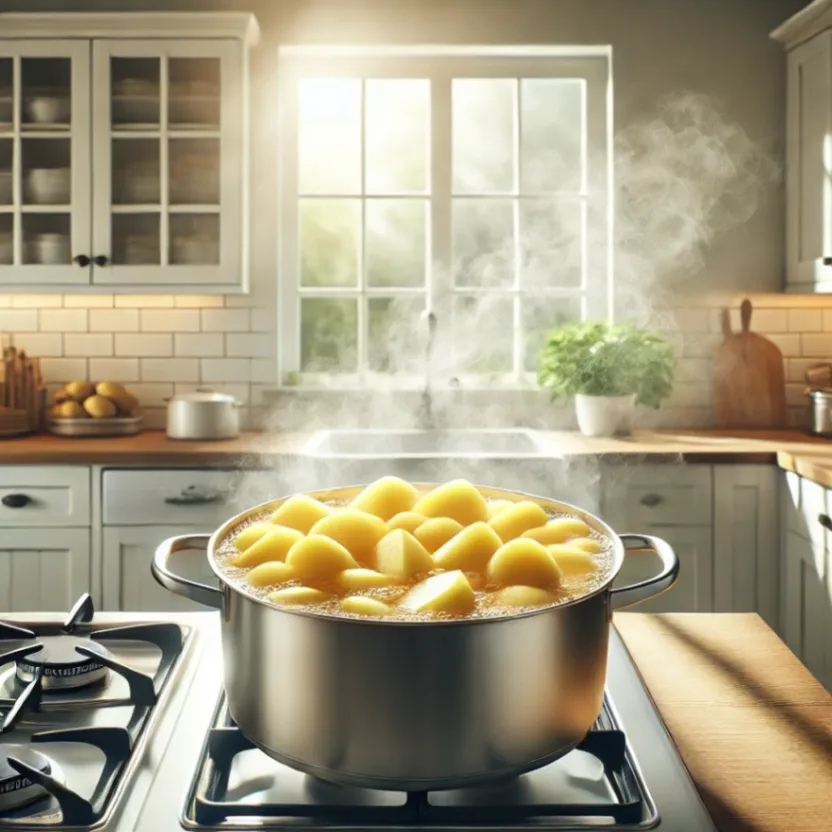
[
  {"left": 824, "top": 257, "right": 832, "bottom": 266},
  {"left": 1, "top": 493, "right": 31, "bottom": 509},
  {"left": 639, "top": 493, "right": 663, "bottom": 507},
  {"left": 164, "top": 485, "right": 224, "bottom": 506},
  {"left": 73, "top": 254, "right": 90, "bottom": 267},
  {"left": 93, "top": 255, "right": 109, "bottom": 267},
  {"left": 818, "top": 513, "right": 832, "bottom": 531}
]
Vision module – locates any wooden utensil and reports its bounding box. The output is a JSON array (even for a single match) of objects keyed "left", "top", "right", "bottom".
[
  {"left": 713, "top": 298, "right": 787, "bottom": 429},
  {"left": 0, "top": 343, "right": 46, "bottom": 435}
]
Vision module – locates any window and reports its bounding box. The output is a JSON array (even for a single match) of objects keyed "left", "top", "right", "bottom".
[{"left": 278, "top": 47, "right": 611, "bottom": 386}]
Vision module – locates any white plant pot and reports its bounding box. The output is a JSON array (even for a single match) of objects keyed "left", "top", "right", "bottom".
[{"left": 574, "top": 394, "right": 636, "bottom": 438}]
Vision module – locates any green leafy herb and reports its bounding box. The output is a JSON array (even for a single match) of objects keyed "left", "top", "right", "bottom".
[{"left": 537, "top": 322, "right": 675, "bottom": 409}]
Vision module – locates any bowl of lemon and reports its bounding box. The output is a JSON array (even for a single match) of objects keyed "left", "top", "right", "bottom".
[{"left": 48, "top": 381, "right": 142, "bottom": 437}]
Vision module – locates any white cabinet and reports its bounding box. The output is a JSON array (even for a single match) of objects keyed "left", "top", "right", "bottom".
[
  {"left": 0, "top": 13, "right": 258, "bottom": 293},
  {"left": 102, "top": 525, "right": 217, "bottom": 612},
  {"left": 0, "top": 528, "right": 90, "bottom": 612},
  {"left": 713, "top": 466, "right": 779, "bottom": 628}
]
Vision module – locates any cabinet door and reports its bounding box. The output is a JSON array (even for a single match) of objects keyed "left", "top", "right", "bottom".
[
  {"left": 102, "top": 525, "right": 218, "bottom": 612},
  {"left": 0, "top": 40, "right": 91, "bottom": 286},
  {"left": 91, "top": 39, "right": 243, "bottom": 288},
  {"left": 713, "top": 466, "right": 779, "bottom": 627},
  {"left": 783, "top": 530, "right": 832, "bottom": 691},
  {"left": 612, "top": 524, "right": 713, "bottom": 613},
  {"left": 0, "top": 528, "right": 90, "bottom": 613}
]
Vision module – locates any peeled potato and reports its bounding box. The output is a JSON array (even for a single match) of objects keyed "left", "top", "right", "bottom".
[
  {"left": 487, "top": 538, "right": 562, "bottom": 588},
  {"left": 64, "top": 381, "right": 95, "bottom": 402},
  {"left": 487, "top": 500, "right": 514, "bottom": 518},
  {"left": 350, "top": 476, "right": 420, "bottom": 521},
  {"left": 414, "top": 517, "right": 464, "bottom": 553},
  {"left": 568, "top": 537, "right": 604, "bottom": 554},
  {"left": 269, "top": 495, "right": 332, "bottom": 534},
  {"left": 376, "top": 529, "right": 434, "bottom": 578},
  {"left": 400, "top": 570, "right": 475, "bottom": 614},
  {"left": 233, "top": 525, "right": 303, "bottom": 567},
  {"left": 413, "top": 479, "right": 489, "bottom": 526},
  {"left": 233, "top": 522, "right": 277, "bottom": 552},
  {"left": 547, "top": 545, "right": 598, "bottom": 579},
  {"left": 488, "top": 501, "right": 548, "bottom": 542},
  {"left": 268, "top": 586, "right": 331, "bottom": 606},
  {"left": 83, "top": 394, "right": 117, "bottom": 419},
  {"left": 55, "top": 400, "right": 86, "bottom": 419},
  {"left": 336, "top": 568, "right": 398, "bottom": 591},
  {"left": 246, "top": 560, "right": 295, "bottom": 587},
  {"left": 95, "top": 381, "right": 127, "bottom": 398},
  {"left": 387, "top": 511, "right": 428, "bottom": 534},
  {"left": 285, "top": 535, "right": 359, "bottom": 581},
  {"left": 341, "top": 596, "right": 391, "bottom": 617},
  {"left": 309, "top": 510, "right": 388, "bottom": 566},
  {"left": 522, "top": 518, "right": 591, "bottom": 545},
  {"left": 433, "top": 521, "right": 501, "bottom": 572},
  {"left": 491, "top": 585, "right": 556, "bottom": 608}
]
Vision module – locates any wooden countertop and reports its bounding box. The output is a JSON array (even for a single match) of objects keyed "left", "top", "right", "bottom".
[{"left": 617, "top": 613, "right": 832, "bottom": 832}]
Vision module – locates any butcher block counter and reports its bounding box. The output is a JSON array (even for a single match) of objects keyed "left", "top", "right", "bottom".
[{"left": 616, "top": 613, "right": 832, "bottom": 832}]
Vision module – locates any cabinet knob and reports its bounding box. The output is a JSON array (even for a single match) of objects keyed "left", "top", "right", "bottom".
[
  {"left": 73, "top": 254, "right": 90, "bottom": 267},
  {"left": 93, "top": 255, "right": 109, "bottom": 267},
  {"left": 818, "top": 513, "right": 832, "bottom": 531},
  {"left": 2, "top": 493, "right": 31, "bottom": 509},
  {"left": 639, "top": 493, "right": 663, "bottom": 507},
  {"left": 824, "top": 257, "right": 832, "bottom": 266}
]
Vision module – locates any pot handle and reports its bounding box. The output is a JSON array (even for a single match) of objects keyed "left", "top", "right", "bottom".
[
  {"left": 151, "top": 534, "right": 224, "bottom": 610},
  {"left": 610, "top": 533, "right": 679, "bottom": 610}
]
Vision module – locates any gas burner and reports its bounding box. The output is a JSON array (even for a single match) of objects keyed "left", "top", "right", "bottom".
[
  {"left": 0, "top": 743, "right": 52, "bottom": 812},
  {"left": 15, "top": 636, "right": 112, "bottom": 692}
]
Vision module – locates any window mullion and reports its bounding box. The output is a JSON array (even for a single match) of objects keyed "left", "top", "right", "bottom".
[{"left": 358, "top": 78, "right": 368, "bottom": 381}]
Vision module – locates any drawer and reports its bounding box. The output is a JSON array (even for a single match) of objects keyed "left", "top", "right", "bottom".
[
  {"left": 602, "top": 464, "right": 712, "bottom": 528},
  {"left": 102, "top": 468, "right": 245, "bottom": 527},
  {"left": 0, "top": 466, "right": 90, "bottom": 527}
]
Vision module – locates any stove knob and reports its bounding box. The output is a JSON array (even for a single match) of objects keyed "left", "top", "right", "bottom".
[{"left": 2, "top": 493, "right": 31, "bottom": 508}]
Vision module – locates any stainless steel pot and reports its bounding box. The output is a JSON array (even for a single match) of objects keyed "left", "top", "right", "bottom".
[
  {"left": 165, "top": 388, "right": 241, "bottom": 440},
  {"left": 807, "top": 388, "right": 832, "bottom": 436},
  {"left": 152, "top": 484, "right": 678, "bottom": 792}
]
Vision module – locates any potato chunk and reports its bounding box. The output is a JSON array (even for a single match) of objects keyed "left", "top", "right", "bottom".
[
  {"left": 491, "top": 585, "right": 556, "bottom": 608},
  {"left": 285, "top": 535, "right": 359, "bottom": 581},
  {"left": 547, "top": 545, "right": 598, "bottom": 579},
  {"left": 269, "top": 495, "right": 332, "bottom": 534},
  {"left": 376, "top": 529, "right": 434, "bottom": 578},
  {"left": 309, "top": 510, "right": 388, "bottom": 567},
  {"left": 336, "top": 568, "right": 398, "bottom": 591},
  {"left": 522, "top": 518, "right": 591, "bottom": 545},
  {"left": 246, "top": 560, "right": 295, "bottom": 588},
  {"left": 414, "top": 517, "right": 464, "bottom": 553},
  {"left": 401, "top": 570, "right": 475, "bottom": 614},
  {"left": 233, "top": 522, "right": 275, "bottom": 552},
  {"left": 413, "top": 479, "right": 489, "bottom": 526},
  {"left": 488, "top": 501, "right": 548, "bottom": 542},
  {"left": 432, "top": 521, "right": 502, "bottom": 572},
  {"left": 350, "top": 476, "right": 420, "bottom": 521},
  {"left": 268, "top": 586, "right": 331, "bottom": 606},
  {"left": 387, "top": 511, "right": 428, "bottom": 534},
  {"left": 487, "top": 499, "right": 514, "bottom": 519},
  {"left": 487, "top": 539, "right": 562, "bottom": 588},
  {"left": 233, "top": 525, "right": 303, "bottom": 568},
  {"left": 567, "top": 537, "right": 604, "bottom": 554},
  {"left": 341, "top": 596, "right": 391, "bottom": 617}
]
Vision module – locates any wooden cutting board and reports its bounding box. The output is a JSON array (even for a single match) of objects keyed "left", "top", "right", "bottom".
[{"left": 713, "top": 299, "right": 786, "bottom": 429}]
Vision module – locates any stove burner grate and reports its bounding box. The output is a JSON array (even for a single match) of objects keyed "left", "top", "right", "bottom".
[
  {"left": 15, "top": 635, "right": 112, "bottom": 691},
  {"left": 0, "top": 743, "right": 52, "bottom": 813}
]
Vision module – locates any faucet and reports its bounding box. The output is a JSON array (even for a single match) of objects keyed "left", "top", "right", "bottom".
[{"left": 421, "top": 310, "right": 437, "bottom": 430}]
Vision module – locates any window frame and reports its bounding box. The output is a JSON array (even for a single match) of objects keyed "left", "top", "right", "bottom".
[{"left": 277, "top": 47, "right": 612, "bottom": 388}]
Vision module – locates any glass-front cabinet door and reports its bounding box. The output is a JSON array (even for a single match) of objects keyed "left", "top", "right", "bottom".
[
  {"left": 91, "top": 40, "right": 243, "bottom": 286},
  {"left": 0, "top": 41, "right": 91, "bottom": 285}
]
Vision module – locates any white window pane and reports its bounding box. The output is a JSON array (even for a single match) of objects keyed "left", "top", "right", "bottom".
[
  {"left": 300, "top": 298, "right": 358, "bottom": 372},
  {"left": 520, "top": 79, "right": 583, "bottom": 192},
  {"left": 298, "top": 78, "right": 361, "bottom": 194},
  {"left": 365, "top": 79, "right": 429, "bottom": 194},
  {"left": 523, "top": 296, "right": 582, "bottom": 372},
  {"left": 453, "top": 199, "right": 515, "bottom": 288},
  {"left": 453, "top": 79, "right": 515, "bottom": 194},
  {"left": 300, "top": 199, "right": 360, "bottom": 288},
  {"left": 520, "top": 199, "right": 582, "bottom": 289},
  {"left": 366, "top": 199, "right": 427, "bottom": 288},
  {"left": 368, "top": 296, "right": 425, "bottom": 373},
  {"left": 452, "top": 295, "right": 514, "bottom": 373}
]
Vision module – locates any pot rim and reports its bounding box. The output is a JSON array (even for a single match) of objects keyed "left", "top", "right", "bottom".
[{"left": 205, "top": 482, "right": 626, "bottom": 627}]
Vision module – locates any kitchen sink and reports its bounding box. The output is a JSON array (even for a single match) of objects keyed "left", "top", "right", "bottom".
[{"left": 303, "top": 428, "right": 545, "bottom": 458}]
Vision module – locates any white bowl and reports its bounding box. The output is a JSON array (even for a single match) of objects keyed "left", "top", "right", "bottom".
[
  {"left": 30, "top": 233, "right": 70, "bottom": 265},
  {"left": 27, "top": 168, "right": 70, "bottom": 204},
  {"left": 26, "top": 96, "right": 70, "bottom": 124}
]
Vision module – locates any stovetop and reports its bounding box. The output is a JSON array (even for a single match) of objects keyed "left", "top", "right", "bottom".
[{"left": 0, "top": 604, "right": 718, "bottom": 832}]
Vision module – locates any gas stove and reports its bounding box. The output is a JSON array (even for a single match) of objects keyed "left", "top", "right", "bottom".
[{"left": 0, "top": 601, "right": 717, "bottom": 832}]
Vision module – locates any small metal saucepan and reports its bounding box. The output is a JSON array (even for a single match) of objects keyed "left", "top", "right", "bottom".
[
  {"left": 165, "top": 388, "right": 242, "bottom": 440},
  {"left": 151, "top": 484, "right": 679, "bottom": 792},
  {"left": 807, "top": 388, "right": 832, "bottom": 437}
]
